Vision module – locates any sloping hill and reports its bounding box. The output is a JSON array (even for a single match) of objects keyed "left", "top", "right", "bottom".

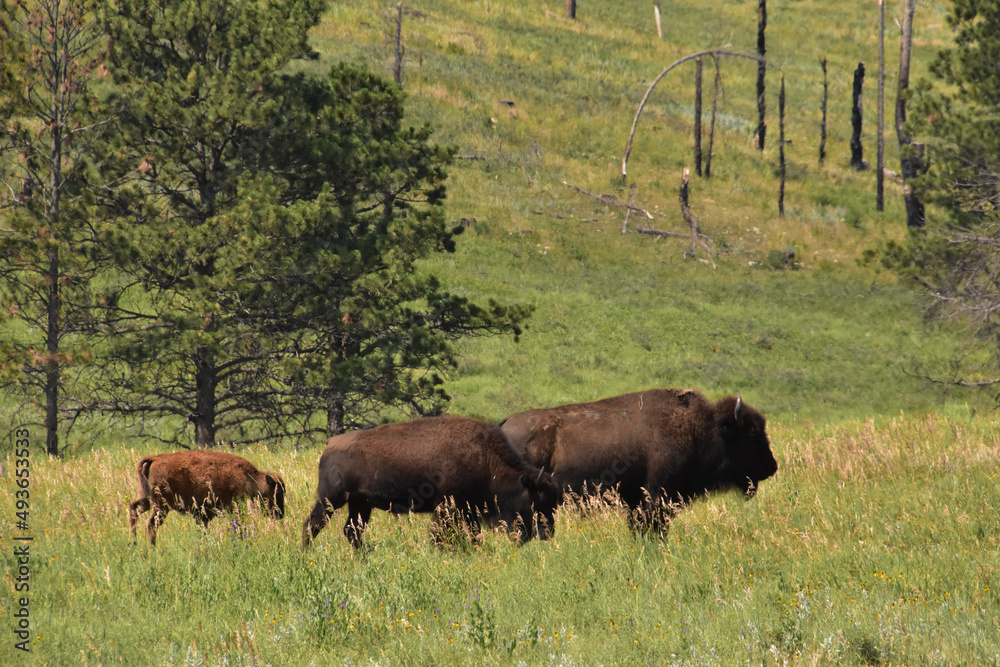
[{"left": 304, "top": 0, "right": 978, "bottom": 424}]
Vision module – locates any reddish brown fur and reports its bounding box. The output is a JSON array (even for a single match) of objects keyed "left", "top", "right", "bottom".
[
  {"left": 500, "top": 388, "right": 778, "bottom": 530},
  {"left": 301, "top": 416, "right": 561, "bottom": 549},
  {"left": 128, "top": 450, "right": 286, "bottom": 545}
]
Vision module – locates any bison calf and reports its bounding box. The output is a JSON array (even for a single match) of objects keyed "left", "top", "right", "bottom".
[
  {"left": 302, "top": 416, "right": 562, "bottom": 549},
  {"left": 500, "top": 388, "right": 778, "bottom": 531},
  {"left": 128, "top": 450, "right": 286, "bottom": 545}
]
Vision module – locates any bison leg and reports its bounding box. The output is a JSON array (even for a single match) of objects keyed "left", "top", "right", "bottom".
[
  {"left": 464, "top": 508, "right": 486, "bottom": 546},
  {"left": 128, "top": 497, "right": 151, "bottom": 540},
  {"left": 197, "top": 506, "right": 219, "bottom": 529},
  {"left": 301, "top": 498, "right": 335, "bottom": 548},
  {"left": 630, "top": 493, "right": 678, "bottom": 535},
  {"left": 146, "top": 503, "right": 168, "bottom": 546},
  {"left": 343, "top": 499, "right": 372, "bottom": 549},
  {"left": 429, "top": 504, "right": 481, "bottom": 549}
]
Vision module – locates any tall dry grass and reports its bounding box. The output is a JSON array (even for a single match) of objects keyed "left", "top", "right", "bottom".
[{"left": 2, "top": 414, "right": 997, "bottom": 664}]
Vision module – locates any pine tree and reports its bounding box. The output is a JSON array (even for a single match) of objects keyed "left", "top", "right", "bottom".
[
  {"left": 911, "top": 0, "right": 1000, "bottom": 228},
  {"left": 0, "top": 0, "right": 110, "bottom": 454},
  {"left": 93, "top": 0, "right": 528, "bottom": 446},
  {"left": 897, "top": 0, "right": 1000, "bottom": 395}
]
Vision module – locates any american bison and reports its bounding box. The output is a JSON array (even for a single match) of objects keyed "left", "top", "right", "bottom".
[
  {"left": 301, "top": 416, "right": 562, "bottom": 549},
  {"left": 128, "top": 450, "right": 286, "bottom": 545},
  {"left": 499, "top": 388, "right": 778, "bottom": 529}
]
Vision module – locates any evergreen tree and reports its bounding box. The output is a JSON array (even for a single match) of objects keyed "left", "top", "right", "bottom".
[
  {"left": 897, "top": 0, "right": 1000, "bottom": 395},
  {"left": 0, "top": 0, "right": 110, "bottom": 454},
  {"left": 94, "top": 0, "right": 528, "bottom": 446},
  {"left": 911, "top": 0, "right": 1000, "bottom": 228},
  {"left": 237, "top": 64, "right": 529, "bottom": 436}
]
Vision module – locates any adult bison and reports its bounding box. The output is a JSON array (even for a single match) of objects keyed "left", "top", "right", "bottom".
[
  {"left": 301, "top": 416, "right": 562, "bottom": 549},
  {"left": 128, "top": 450, "right": 286, "bottom": 545},
  {"left": 499, "top": 388, "right": 778, "bottom": 529}
]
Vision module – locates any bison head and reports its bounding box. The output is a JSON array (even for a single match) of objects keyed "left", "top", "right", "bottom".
[
  {"left": 516, "top": 470, "right": 563, "bottom": 542},
  {"left": 715, "top": 395, "right": 778, "bottom": 497},
  {"left": 261, "top": 472, "right": 286, "bottom": 519}
]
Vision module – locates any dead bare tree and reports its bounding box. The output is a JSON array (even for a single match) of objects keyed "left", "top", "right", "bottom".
[
  {"left": 563, "top": 181, "right": 654, "bottom": 220},
  {"left": 636, "top": 169, "right": 714, "bottom": 266},
  {"left": 622, "top": 183, "right": 638, "bottom": 235},
  {"left": 896, "top": 0, "right": 925, "bottom": 227},
  {"left": 755, "top": 0, "right": 767, "bottom": 151},
  {"left": 819, "top": 58, "right": 828, "bottom": 165},
  {"left": 621, "top": 49, "right": 771, "bottom": 182},
  {"left": 694, "top": 58, "right": 703, "bottom": 176},
  {"left": 778, "top": 75, "right": 786, "bottom": 217},
  {"left": 394, "top": 3, "right": 403, "bottom": 86},
  {"left": 877, "top": 0, "right": 886, "bottom": 211},
  {"left": 851, "top": 62, "right": 867, "bottom": 170},
  {"left": 705, "top": 55, "right": 721, "bottom": 178},
  {"left": 679, "top": 169, "right": 710, "bottom": 257}
]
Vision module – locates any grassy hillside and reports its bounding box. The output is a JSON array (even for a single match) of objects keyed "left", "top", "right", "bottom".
[
  {"left": 1, "top": 0, "right": 979, "bottom": 441},
  {"left": 294, "top": 0, "right": 978, "bottom": 426}
]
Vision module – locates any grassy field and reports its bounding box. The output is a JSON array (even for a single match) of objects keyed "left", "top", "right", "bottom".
[
  {"left": 2, "top": 415, "right": 998, "bottom": 664},
  {"left": 4, "top": 0, "right": 1000, "bottom": 664},
  {"left": 302, "top": 0, "right": 980, "bottom": 429}
]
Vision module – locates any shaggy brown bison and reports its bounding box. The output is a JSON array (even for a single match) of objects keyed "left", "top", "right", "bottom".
[
  {"left": 301, "top": 416, "right": 562, "bottom": 549},
  {"left": 128, "top": 450, "right": 286, "bottom": 545},
  {"left": 499, "top": 388, "right": 778, "bottom": 529}
]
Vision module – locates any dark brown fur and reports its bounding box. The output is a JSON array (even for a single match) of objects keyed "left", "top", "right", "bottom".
[
  {"left": 499, "top": 388, "right": 778, "bottom": 529},
  {"left": 301, "top": 416, "right": 562, "bottom": 549},
  {"left": 128, "top": 450, "right": 286, "bottom": 545}
]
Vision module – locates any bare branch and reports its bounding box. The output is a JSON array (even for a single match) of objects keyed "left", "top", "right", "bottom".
[
  {"left": 622, "top": 49, "right": 777, "bottom": 181},
  {"left": 563, "top": 181, "right": 653, "bottom": 218}
]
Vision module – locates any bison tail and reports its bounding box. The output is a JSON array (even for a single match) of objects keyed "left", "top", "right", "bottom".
[{"left": 136, "top": 456, "right": 155, "bottom": 497}]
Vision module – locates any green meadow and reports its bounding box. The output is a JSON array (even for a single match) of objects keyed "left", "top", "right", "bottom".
[
  {"left": 4, "top": 0, "right": 1000, "bottom": 664},
  {"left": 3, "top": 416, "right": 998, "bottom": 664}
]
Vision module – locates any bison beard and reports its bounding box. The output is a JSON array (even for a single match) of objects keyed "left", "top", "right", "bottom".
[
  {"left": 500, "top": 388, "right": 778, "bottom": 532},
  {"left": 301, "top": 416, "right": 562, "bottom": 549}
]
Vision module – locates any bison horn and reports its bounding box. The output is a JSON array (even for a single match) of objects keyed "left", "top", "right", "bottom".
[{"left": 734, "top": 394, "right": 743, "bottom": 423}]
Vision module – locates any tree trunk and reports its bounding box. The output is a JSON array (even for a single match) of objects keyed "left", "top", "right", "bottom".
[
  {"left": 566, "top": 0, "right": 576, "bottom": 19},
  {"left": 394, "top": 3, "right": 403, "bottom": 87},
  {"left": 778, "top": 75, "right": 786, "bottom": 217},
  {"left": 45, "top": 249, "right": 60, "bottom": 456},
  {"left": 877, "top": 0, "right": 885, "bottom": 211},
  {"left": 327, "top": 396, "right": 346, "bottom": 436},
  {"left": 819, "top": 58, "right": 828, "bottom": 165},
  {"left": 706, "top": 56, "right": 720, "bottom": 178},
  {"left": 851, "top": 62, "right": 867, "bottom": 170},
  {"left": 45, "top": 110, "right": 63, "bottom": 457},
  {"left": 755, "top": 0, "right": 767, "bottom": 151},
  {"left": 194, "top": 346, "right": 216, "bottom": 446},
  {"left": 896, "top": 0, "right": 925, "bottom": 227},
  {"left": 694, "top": 57, "right": 703, "bottom": 177}
]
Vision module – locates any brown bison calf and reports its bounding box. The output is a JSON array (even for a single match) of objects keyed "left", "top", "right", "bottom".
[
  {"left": 128, "top": 450, "right": 286, "bottom": 545},
  {"left": 302, "top": 416, "right": 562, "bottom": 549}
]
